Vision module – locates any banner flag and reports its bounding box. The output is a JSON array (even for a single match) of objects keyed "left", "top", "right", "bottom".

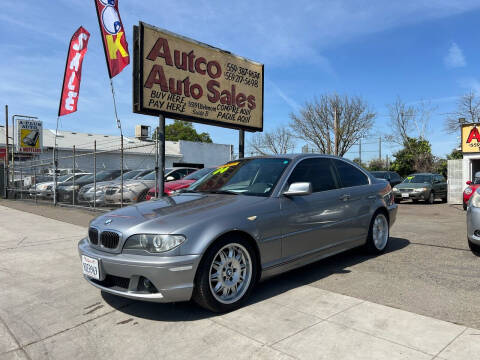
[
  {"left": 94, "top": 0, "right": 130, "bottom": 78},
  {"left": 58, "top": 26, "right": 90, "bottom": 117}
]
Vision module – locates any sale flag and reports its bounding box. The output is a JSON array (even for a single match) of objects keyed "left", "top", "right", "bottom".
[
  {"left": 58, "top": 27, "right": 90, "bottom": 117},
  {"left": 94, "top": 0, "right": 130, "bottom": 78}
]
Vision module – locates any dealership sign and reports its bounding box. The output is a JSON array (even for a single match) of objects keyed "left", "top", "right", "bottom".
[
  {"left": 133, "top": 22, "right": 264, "bottom": 132},
  {"left": 16, "top": 119, "right": 42, "bottom": 153}
]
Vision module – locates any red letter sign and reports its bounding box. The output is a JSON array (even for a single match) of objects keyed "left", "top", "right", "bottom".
[
  {"left": 58, "top": 27, "right": 90, "bottom": 117},
  {"left": 467, "top": 127, "right": 480, "bottom": 143},
  {"left": 94, "top": 0, "right": 130, "bottom": 78}
]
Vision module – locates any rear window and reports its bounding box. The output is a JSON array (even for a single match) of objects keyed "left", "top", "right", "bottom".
[{"left": 333, "top": 160, "right": 369, "bottom": 188}]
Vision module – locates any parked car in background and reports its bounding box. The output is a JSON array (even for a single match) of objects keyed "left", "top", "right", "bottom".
[
  {"left": 466, "top": 188, "right": 480, "bottom": 253},
  {"left": 392, "top": 173, "right": 447, "bottom": 204},
  {"left": 104, "top": 167, "right": 196, "bottom": 205},
  {"left": 30, "top": 173, "right": 91, "bottom": 199},
  {"left": 78, "top": 169, "right": 153, "bottom": 206},
  {"left": 57, "top": 170, "right": 122, "bottom": 203},
  {"left": 146, "top": 167, "right": 214, "bottom": 199},
  {"left": 370, "top": 171, "right": 403, "bottom": 188},
  {"left": 79, "top": 155, "right": 397, "bottom": 312},
  {"left": 463, "top": 171, "right": 480, "bottom": 210}
]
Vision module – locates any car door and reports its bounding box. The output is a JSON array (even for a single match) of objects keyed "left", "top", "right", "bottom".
[
  {"left": 280, "top": 157, "right": 346, "bottom": 260},
  {"left": 332, "top": 159, "right": 376, "bottom": 242}
]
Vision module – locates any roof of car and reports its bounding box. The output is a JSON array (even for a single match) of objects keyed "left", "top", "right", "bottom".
[{"left": 236, "top": 153, "right": 353, "bottom": 161}]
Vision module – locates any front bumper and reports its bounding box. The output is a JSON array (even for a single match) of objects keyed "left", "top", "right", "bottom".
[
  {"left": 467, "top": 205, "right": 480, "bottom": 245},
  {"left": 78, "top": 192, "right": 106, "bottom": 205},
  {"left": 78, "top": 238, "right": 201, "bottom": 303},
  {"left": 393, "top": 190, "right": 428, "bottom": 201},
  {"left": 104, "top": 190, "right": 136, "bottom": 205}
]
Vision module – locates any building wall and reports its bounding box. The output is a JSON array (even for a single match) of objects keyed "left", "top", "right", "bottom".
[
  {"left": 22, "top": 140, "right": 231, "bottom": 173},
  {"left": 178, "top": 141, "right": 232, "bottom": 167}
]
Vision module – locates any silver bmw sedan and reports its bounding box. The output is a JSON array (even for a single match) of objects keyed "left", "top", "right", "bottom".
[{"left": 79, "top": 154, "right": 397, "bottom": 312}]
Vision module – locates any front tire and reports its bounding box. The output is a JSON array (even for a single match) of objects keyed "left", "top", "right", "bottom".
[
  {"left": 426, "top": 191, "right": 435, "bottom": 205},
  {"left": 365, "top": 212, "right": 389, "bottom": 254},
  {"left": 193, "top": 237, "right": 257, "bottom": 312}
]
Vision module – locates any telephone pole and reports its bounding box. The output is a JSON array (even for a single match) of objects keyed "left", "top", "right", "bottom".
[{"left": 333, "top": 107, "right": 339, "bottom": 156}]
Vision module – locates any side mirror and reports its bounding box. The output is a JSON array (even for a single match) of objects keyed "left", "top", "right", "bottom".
[
  {"left": 283, "top": 182, "right": 312, "bottom": 196},
  {"left": 165, "top": 176, "right": 175, "bottom": 181},
  {"left": 467, "top": 181, "right": 473, "bottom": 185}
]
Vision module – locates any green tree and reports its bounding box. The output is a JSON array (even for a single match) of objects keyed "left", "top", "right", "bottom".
[
  {"left": 447, "top": 148, "right": 463, "bottom": 160},
  {"left": 390, "top": 137, "right": 433, "bottom": 177},
  {"left": 154, "top": 120, "right": 212, "bottom": 143},
  {"left": 368, "top": 158, "right": 388, "bottom": 171},
  {"left": 352, "top": 158, "right": 367, "bottom": 168}
]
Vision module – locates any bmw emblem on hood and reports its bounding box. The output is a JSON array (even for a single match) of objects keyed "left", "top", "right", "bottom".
[{"left": 104, "top": 218, "right": 112, "bottom": 225}]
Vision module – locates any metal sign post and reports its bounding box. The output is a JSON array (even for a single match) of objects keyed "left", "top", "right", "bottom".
[
  {"left": 158, "top": 115, "right": 165, "bottom": 197},
  {"left": 239, "top": 130, "right": 245, "bottom": 159},
  {"left": 155, "top": 115, "right": 165, "bottom": 199}
]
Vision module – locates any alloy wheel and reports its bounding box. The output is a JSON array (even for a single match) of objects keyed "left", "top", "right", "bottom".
[
  {"left": 209, "top": 243, "right": 252, "bottom": 304},
  {"left": 372, "top": 214, "right": 389, "bottom": 251}
]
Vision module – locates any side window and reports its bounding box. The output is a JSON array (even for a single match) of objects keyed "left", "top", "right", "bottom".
[
  {"left": 333, "top": 160, "right": 369, "bottom": 188},
  {"left": 170, "top": 170, "right": 183, "bottom": 180},
  {"left": 287, "top": 158, "right": 338, "bottom": 193}
]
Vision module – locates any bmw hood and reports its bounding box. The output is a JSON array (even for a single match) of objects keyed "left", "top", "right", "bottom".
[{"left": 90, "top": 193, "right": 265, "bottom": 235}]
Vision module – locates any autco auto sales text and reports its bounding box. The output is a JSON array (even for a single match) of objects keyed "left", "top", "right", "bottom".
[{"left": 144, "top": 37, "right": 258, "bottom": 124}]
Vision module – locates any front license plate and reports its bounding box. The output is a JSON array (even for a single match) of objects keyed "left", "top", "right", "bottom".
[
  {"left": 82, "top": 255, "right": 100, "bottom": 280},
  {"left": 401, "top": 193, "right": 409, "bottom": 198}
]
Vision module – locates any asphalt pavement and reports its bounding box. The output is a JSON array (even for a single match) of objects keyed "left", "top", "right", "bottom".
[{"left": 0, "top": 199, "right": 479, "bottom": 359}]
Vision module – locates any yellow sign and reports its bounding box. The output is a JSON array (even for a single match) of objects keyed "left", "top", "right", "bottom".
[
  {"left": 462, "top": 124, "right": 480, "bottom": 153},
  {"left": 133, "top": 22, "right": 264, "bottom": 132},
  {"left": 16, "top": 119, "right": 42, "bottom": 153}
]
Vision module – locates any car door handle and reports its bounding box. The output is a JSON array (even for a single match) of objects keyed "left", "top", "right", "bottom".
[{"left": 339, "top": 194, "right": 351, "bottom": 201}]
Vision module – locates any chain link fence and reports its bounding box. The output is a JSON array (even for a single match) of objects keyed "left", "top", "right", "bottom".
[{"left": 3, "top": 139, "right": 159, "bottom": 211}]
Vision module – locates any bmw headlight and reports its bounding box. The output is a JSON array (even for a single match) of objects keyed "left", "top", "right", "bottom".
[
  {"left": 392, "top": 187, "right": 398, "bottom": 192},
  {"left": 123, "top": 234, "right": 186, "bottom": 253},
  {"left": 414, "top": 187, "right": 427, "bottom": 192},
  {"left": 64, "top": 185, "right": 79, "bottom": 191},
  {"left": 471, "top": 190, "right": 480, "bottom": 208},
  {"left": 465, "top": 187, "right": 473, "bottom": 195}
]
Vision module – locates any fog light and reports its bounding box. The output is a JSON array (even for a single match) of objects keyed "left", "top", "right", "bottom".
[
  {"left": 474, "top": 230, "right": 480, "bottom": 237},
  {"left": 143, "top": 278, "right": 152, "bottom": 289}
]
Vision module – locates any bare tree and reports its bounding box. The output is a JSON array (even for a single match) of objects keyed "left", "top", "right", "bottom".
[
  {"left": 249, "top": 127, "right": 296, "bottom": 155},
  {"left": 289, "top": 94, "right": 375, "bottom": 156},
  {"left": 386, "top": 97, "right": 435, "bottom": 146},
  {"left": 444, "top": 91, "right": 480, "bottom": 134}
]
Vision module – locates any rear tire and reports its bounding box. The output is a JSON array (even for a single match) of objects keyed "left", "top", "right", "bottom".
[
  {"left": 365, "top": 212, "right": 390, "bottom": 254},
  {"left": 193, "top": 236, "right": 257, "bottom": 312},
  {"left": 468, "top": 239, "right": 480, "bottom": 254}
]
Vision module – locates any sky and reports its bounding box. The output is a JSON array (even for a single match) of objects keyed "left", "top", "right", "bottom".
[{"left": 1, "top": 0, "right": 480, "bottom": 162}]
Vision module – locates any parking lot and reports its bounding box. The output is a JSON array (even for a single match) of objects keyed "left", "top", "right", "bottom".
[{"left": 1, "top": 199, "right": 479, "bottom": 359}]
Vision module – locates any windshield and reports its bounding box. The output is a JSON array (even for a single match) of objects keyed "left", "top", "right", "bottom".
[
  {"left": 183, "top": 167, "right": 213, "bottom": 181},
  {"left": 141, "top": 168, "right": 173, "bottom": 180},
  {"left": 76, "top": 171, "right": 114, "bottom": 183},
  {"left": 403, "top": 174, "right": 432, "bottom": 184},
  {"left": 119, "top": 170, "right": 142, "bottom": 180},
  {"left": 58, "top": 174, "right": 72, "bottom": 182},
  {"left": 190, "top": 158, "right": 291, "bottom": 196}
]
